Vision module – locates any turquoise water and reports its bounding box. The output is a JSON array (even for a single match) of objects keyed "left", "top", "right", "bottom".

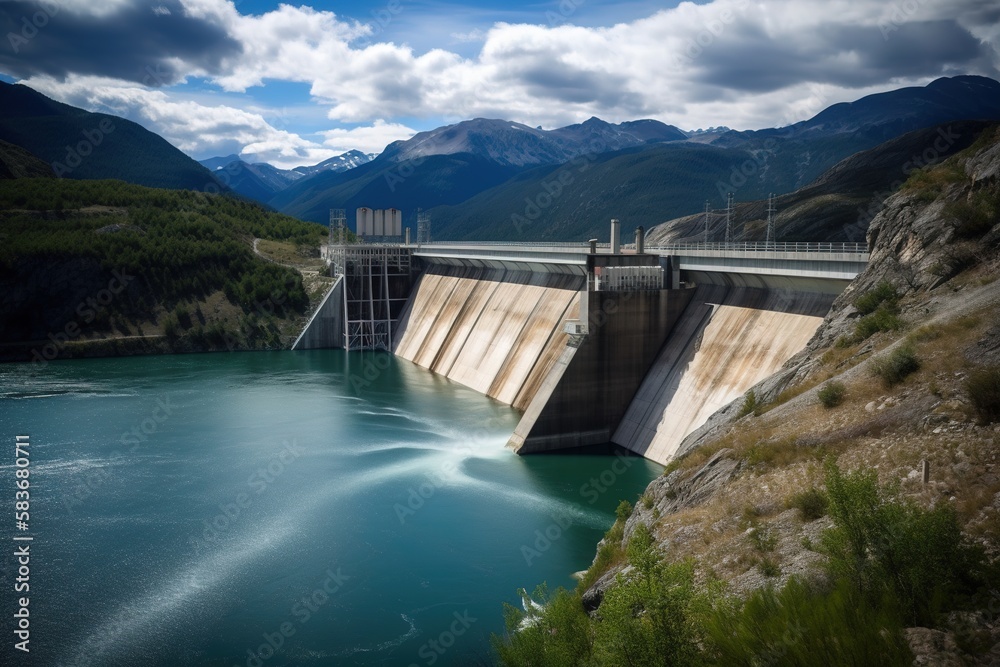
[{"left": 0, "top": 351, "right": 660, "bottom": 666}]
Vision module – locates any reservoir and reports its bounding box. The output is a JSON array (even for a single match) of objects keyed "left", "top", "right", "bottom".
[{"left": 0, "top": 350, "right": 660, "bottom": 666}]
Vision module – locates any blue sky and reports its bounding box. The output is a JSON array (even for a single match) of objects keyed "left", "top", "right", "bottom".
[{"left": 0, "top": 0, "right": 996, "bottom": 168}]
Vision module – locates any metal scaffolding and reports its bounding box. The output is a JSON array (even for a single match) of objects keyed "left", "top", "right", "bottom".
[{"left": 329, "top": 245, "right": 414, "bottom": 350}]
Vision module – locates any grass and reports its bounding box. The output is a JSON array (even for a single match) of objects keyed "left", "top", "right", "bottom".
[{"left": 255, "top": 238, "right": 326, "bottom": 268}]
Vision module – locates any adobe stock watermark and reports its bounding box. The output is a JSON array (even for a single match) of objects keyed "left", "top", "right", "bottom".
[
  {"left": 384, "top": 152, "right": 427, "bottom": 192},
  {"left": 30, "top": 268, "right": 135, "bottom": 368},
  {"left": 188, "top": 439, "right": 304, "bottom": 554},
  {"left": 671, "top": 0, "right": 751, "bottom": 70},
  {"left": 879, "top": 0, "right": 930, "bottom": 41},
  {"left": 850, "top": 125, "right": 962, "bottom": 240},
  {"left": 236, "top": 566, "right": 350, "bottom": 667},
  {"left": 407, "top": 610, "right": 477, "bottom": 667},
  {"left": 392, "top": 440, "right": 486, "bottom": 524},
  {"left": 546, "top": 0, "right": 585, "bottom": 27},
  {"left": 51, "top": 118, "right": 116, "bottom": 177},
  {"left": 511, "top": 139, "right": 608, "bottom": 234},
  {"left": 521, "top": 449, "right": 635, "bottom": 566},
  {"left": 366, "top": 0, "right": 405, "bottom": 39},
  {"left": 348, "top": 351, "right": 395, "bottom": 393},
  {"left": 6, "top": 0, "right": 61, "bottom": 53},
  {"left": 62, "top": 394, "right": 176, "bottom": 514}
]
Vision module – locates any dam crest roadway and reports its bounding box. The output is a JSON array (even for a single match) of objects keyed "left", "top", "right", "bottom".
[{"left": 295, "top": 235, "right": 868, "bottom": 466}]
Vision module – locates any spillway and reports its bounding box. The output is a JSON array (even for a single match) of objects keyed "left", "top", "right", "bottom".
[
  {"left": 612, "top": 278, "right": 839, "bottom": 464},
  {"left": 301, "top": 241, "right": 861, "bottom": 465},
  {"left": 392, "top": 265, "right": 584, "bottom": 410}
]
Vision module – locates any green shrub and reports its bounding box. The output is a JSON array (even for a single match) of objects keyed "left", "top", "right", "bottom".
[
  {"left": 737, "top": 391, "right": 758, "bottom": 417},
  {"left": 757, "top": 557, "right": 781, "bottom": 577},
  {"left": 817, "top": 381, "right": 846, "bottom": 408},
  {"left": 594, "top": 523, "right": 712, "bottom": 667},
  {"left": 966, "top": 366, "right": 1000, "bottom": 424},
  {"left": 854, "top": 282, "right": 898, "bottom": 315},
  {"left": 869, "top": 345, "right": 920, "bottom": 387},
  {"left": 493, "top": 584, "right": 594, "bottom": 667},
  {"left": 748, "top": 526, "right": 777, "bottom": 553},
  {"left": 820, "top": 462, "right": 986, "bottom": 626},
  {"left": 947, "top": 190, "right": 999, "bottom": 239},
  {"left": 615, "top": 499, "right": 633, "bottom": 522},
  {"left": 854, "top": 305, "right": 903, "bottom": 341},
  {"left": 174, "top": 304, "right": 192, "bottom": 329},
  {"left": 162, "top": 313, "right": 179, "bottom": 339},
  {"left": 788, "top": 487, "right": 829, "bottom": 521},
  {"left": 704, "top": 577, "right": 912, "bottom": 666}
]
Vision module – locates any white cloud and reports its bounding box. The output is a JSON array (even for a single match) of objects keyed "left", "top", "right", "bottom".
[
  {"left": 450, "top": 28, "right": 486, "bottom": 43},
  {"left": 11, "top": 0, "right": 999, "bottom": 161},
  {"left": 172, "top": 0, "right": 997, "bottom": 131},
  {"left": 320, "top": 119, "right": 417, "bottom": 154},
  {"left": 19, "top": 74, "right": 341, "bottom": 168}
]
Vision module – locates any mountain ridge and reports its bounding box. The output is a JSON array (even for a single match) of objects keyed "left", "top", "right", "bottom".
[{"left": 0, "top": 81, "right": 225, "bottom": 191}]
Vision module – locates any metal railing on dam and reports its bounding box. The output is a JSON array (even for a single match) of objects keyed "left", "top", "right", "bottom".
[{"left": 404, "top": 241, "right": 870, "bottom": 282}]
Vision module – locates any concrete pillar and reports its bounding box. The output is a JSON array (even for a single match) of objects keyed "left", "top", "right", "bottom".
[
  {"left": 589, "top": 238, "right": 598, "bottom": 254},
  {"left": 405, "top": 227, "right": 411, "bottom": 246},
  {"left": 611, "top": 219, "right": 621, "bottom": 254},
  {"left": 636, "top": 226, "right": 645, "bottom": 254}
]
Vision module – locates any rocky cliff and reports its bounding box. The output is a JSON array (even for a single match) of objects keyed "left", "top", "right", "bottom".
[{"left": 581, "top": 125, "right": 1000, "bottom": 664}]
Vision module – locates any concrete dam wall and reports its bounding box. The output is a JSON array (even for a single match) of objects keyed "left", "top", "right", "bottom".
[
  {"left": 612, "top": 277, "right": 841, "bottom": 465},
  {"left": 306, "top": 242, "right": 857, "bottom": 464},
  {"left": 392, "top": 265, "right": 584, "bottom": 410}
]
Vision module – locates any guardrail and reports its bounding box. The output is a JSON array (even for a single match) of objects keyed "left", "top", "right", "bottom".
[
  {"left": 333, "top": 241, "right": 868, "bottom": 254},
  {"left": 645, "top": 242, "right": 868, "bottom": 253}
]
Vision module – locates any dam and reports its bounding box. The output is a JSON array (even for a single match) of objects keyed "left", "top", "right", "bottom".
[{"left": 295, "top": 232, "right": 868, "bottom": 465}]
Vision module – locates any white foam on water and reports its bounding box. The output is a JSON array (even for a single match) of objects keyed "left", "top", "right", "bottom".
[{"left": 334, "top": 613, "right": 419, "bottom": 657}]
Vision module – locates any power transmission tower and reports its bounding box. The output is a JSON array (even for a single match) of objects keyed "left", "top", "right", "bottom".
[
  {"left": 725, "top": 192, "right": 734, "bottom": 244},
  {"left": 329, "top": 209, "right": 346, "bottom": 244},
  {"left": 703, "top": 201, "right": 711, "bottom": 243},
  {"left": 765, "top": 193, "right": 776, "bottom": 245}
]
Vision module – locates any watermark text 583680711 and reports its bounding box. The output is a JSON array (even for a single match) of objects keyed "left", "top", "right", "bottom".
[{"left": 12, "top": 434, "right": 34, "bottom": 654}]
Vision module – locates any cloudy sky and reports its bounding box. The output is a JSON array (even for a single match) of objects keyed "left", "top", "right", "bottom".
[{"left": 0, "top": 0, "right": 997, "bottom": 168}]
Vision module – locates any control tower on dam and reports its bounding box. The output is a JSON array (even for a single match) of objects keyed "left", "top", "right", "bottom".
[{"left": 296, "top": 222, "right": 868, "bottom": 465}]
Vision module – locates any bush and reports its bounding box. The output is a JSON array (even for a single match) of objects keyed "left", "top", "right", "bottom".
[
  {"left": 737, "top": 391, "right": 758, "bottom": 417},
  {"left": 854, "top": 282, "right": 898, "bottom": 315},
  {"left": 493, "top": 584, "right": 594, "bottom": 667},
  {"left": 704, "top": 577, "right": 912, "bottom": 666},
  {"left": 947, "top": 190, "right": 999, "bottom": 239},
  {"left": 817, "top": 381, "right": 846, "bottom": 408},
  {"left": 162, "top": 313, "right": 179, "bottom": 339},
  {"left": 966, "top": 366, "right": 1000, "bottom": 424},
  {"left": 820, "top": 462, "right": 986, "bottom": 626},
  {"left": 594, "top": 523, "right": 711, "bottom": 667},
  {"left": 854, "top": 305, "right": 903, "bottom": 341},
  {"left": 869, "top": 345, "right": 920, "bottom": 387},
  {"left": 788, "top": 487, "right": 829, "bottom": 521}
]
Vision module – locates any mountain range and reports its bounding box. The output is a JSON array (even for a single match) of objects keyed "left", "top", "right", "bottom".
[
  {"left": 265, "top": 75, "right": 1000, "bottom": 240},
  {"left": 3, "top": 75, "right": 1000, "bottom": 245},
  {"left": 197, "top": 150, "right": 376, "bottom": 202}
]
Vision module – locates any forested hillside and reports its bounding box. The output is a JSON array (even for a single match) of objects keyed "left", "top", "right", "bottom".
[{"left": 0, "top": 179, "right": 328, "bottom": 361}]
